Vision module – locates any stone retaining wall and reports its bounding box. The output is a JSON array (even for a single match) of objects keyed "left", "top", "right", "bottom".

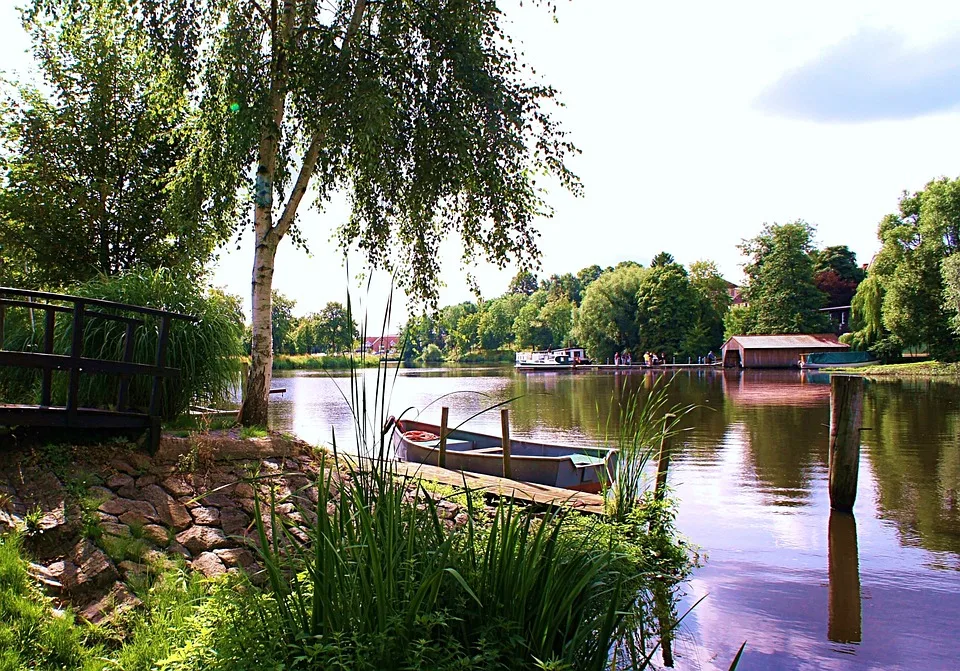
[{"left": 0, "top": 431, "right": 469, "bottom": 624}]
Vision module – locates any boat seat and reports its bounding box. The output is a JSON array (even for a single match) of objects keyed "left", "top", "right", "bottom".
[
  {"left": 467, "top": 446, "right": 504, "bottom": 454},
  {"left": 569, "top": 454, "right": 607, "bottom": 468}
]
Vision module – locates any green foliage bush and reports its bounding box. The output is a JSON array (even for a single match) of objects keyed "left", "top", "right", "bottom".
[{"left": 0, "top": 268, "right": 244, "bottom": 418}]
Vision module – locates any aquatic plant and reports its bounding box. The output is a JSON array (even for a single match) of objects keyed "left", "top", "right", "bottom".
[{"left": 604, "top": 376, "right": 695, "bottom": 524}]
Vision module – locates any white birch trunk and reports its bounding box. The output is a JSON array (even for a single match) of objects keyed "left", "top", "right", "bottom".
[{"left": 239, "top": 207, "right": 278, "bottom": 426}]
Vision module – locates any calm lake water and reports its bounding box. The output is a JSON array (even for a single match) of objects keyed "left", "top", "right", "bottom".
[{"left": 266, "top": 366, "right": 960, "bottom": 670}]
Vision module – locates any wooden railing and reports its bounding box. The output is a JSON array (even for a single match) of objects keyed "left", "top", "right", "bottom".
[{"left": 0, "top": 287, "right": 197, "bottom": 452}]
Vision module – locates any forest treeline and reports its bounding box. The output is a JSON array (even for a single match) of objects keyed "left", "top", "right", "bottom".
[
  {"left": 403, "top": 186, "right": 960, "bottom": 365},
  {"left": 401, "top": 235, "right": 866, "bottom": 363}
]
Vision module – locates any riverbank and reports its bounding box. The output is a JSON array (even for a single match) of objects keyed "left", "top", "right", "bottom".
[
  {"left": 0, "top": 428, "right": 691, "bottom": 670},
  {"left": 823, "top": 360, "right": 960, "bottom": 376},
  {"left": 272, "top": 353, "right": 381, "bottom": 370}
]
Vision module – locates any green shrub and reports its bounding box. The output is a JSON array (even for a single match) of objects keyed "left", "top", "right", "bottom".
[
  {"left": 0, "top": 268, "right": 245, "bottom": 418},
  {"left": 417, "top": 343, "right": 444, "bottom": 363}
]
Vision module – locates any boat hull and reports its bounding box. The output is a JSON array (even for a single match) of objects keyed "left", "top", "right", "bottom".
[
  {"left": 390, "top": 418, "right": 616, "bottom": 493},
  {"left": 800, "top": 360, "right": 879, "bottom": 369}
]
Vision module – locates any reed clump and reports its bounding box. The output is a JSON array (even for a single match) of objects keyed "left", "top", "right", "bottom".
[{"left": 604, "top": 377, "right": 695, "bottom": 524}]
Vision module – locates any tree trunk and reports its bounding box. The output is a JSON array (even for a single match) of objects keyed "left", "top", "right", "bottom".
[
  {"left": 238, "top": 0, "right": 368, "bottom": 426},
  {"left": 239, "top": 214, "right": 278, "bottom": 426}
]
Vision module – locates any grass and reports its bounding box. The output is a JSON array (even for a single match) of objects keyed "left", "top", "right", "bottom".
[
  {"left": 0, "top": 534, "right": 102, "bottom": 670},
  {"left": 272, "top": 353, "right": 380, "bottom": 370},
  {"left": 821, "top": 360, "right": 960, "bottom": 376},
  {"left": 164, "top": 414, "right": 238, "bottom": 434},
  {"left": 238, "top": 426, "right": 269, "bottom": 439}
]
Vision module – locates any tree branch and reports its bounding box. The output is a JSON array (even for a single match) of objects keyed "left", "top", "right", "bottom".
[
  {"left": 249, "top": 0, "right": 270, "bottom": 27},
  {"left": 271, "top": 0, "right": 368, "bottom": 241}
]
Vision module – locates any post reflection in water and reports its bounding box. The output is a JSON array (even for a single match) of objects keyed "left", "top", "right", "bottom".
[{"left": 827, "top": 510, "right": 861, "bottom": 644}]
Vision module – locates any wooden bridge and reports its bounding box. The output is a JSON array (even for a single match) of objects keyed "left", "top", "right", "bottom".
[{"left": 0, "top": 287, "right": 196, "bottom": 451}]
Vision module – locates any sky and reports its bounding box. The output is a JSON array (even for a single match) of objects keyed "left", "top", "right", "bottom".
[{"left": 3, "top": 1, "right": 960, "bottom": 328}]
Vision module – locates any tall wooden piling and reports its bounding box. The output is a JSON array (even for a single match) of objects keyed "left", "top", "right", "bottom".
[
  {"left": 438, "top": 406, "right": 449, "bottom": 468},
  {"left": 829, "top": 375, "right": 863, "bottom": 513},
  {"left": 829, "top": 376, "right": 864, "bottom": 512},
  {"left": 501, "top": 408, "right": 513, "bottom": 480}
]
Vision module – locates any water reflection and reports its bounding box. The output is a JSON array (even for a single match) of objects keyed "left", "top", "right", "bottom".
[
  {"left": 827, "top": 511, "right": 861, "bottom": 644},
  {"left": 265, "top": 366, "right": 960, "bottom": 669}
]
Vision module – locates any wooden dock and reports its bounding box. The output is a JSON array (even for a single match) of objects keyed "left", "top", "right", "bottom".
[{"left": 393, "top": 461, "right": 606, "bottom": 515}]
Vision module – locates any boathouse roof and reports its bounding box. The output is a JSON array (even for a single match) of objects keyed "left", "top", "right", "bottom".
[{"left": 722, "top": 334, "right": 848, "bottom": 350}]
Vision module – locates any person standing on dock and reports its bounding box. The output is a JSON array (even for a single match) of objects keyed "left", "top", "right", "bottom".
[{"left": 614, "top": 352, "right": 620, "bottom": 366}]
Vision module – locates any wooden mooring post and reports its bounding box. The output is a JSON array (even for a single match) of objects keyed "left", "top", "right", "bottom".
[
  {"left": 438, "top": 406, "right": 449, "bottom": 468},
  {"left": 829, "top": 376, "right": 864, "bottom": 513},
  {"left": 501, "top": 408, "right": 513, "bottom": 480}
]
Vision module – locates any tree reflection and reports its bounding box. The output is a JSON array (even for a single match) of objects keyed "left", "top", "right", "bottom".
[{"left": 862, "top": 379, "right": 960, "bottom": 555}]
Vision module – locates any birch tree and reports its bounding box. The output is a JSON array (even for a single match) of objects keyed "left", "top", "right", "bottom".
[{"left": 60, "top": 0, "right": 580, "bottom": 425}]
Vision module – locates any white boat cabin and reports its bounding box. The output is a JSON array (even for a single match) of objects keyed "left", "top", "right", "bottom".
[{"left": 516, "top": 347, "right": 589, "bottom": 366}]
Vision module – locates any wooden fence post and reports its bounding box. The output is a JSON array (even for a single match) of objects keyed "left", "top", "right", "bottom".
[
  {"left": 829, "top": 376, "right": 864, "bottom": 513},
  {"left": 438, "top": 406, "right": 449, "bottom": 468},
  {"left": 501, "top": 408, "right": 513, "bottom": 480}
]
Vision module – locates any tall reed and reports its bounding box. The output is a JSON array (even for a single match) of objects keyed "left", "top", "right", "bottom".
[{"left": 604, "top": 376, "right": 695, "bottom": 524}]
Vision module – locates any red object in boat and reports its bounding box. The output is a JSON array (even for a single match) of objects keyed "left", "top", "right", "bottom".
[{"left": 403, "top": 430, "right": 439, "bottom": 442}]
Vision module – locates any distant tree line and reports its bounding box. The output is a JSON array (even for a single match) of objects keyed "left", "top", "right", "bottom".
[
  {"left": 267, "top": 293, "right": 359, "bottom": 356},
  {"left": 403, "top": 225, "right": 886, "bottom": 364},
  {"left": 402, "top": 257, "right": 734, "bottom": 363}
]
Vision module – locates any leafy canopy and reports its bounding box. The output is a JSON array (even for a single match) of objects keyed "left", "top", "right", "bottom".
[
  {"left": 732, "top": 220, "right": 829, "bottom": 335},
  {"left": 1, "top": 0, "right": 229, "bottom": 286},
  {"left": 82, "top": 0, "right": 582, "bottom": 306},
  {"left": 852, "top": 177, "right": 960, "bottom": 360}
]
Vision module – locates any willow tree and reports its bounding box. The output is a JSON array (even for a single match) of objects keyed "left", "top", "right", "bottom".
[{"left": 82, "top": 0, "right": 577, "bottom": 425}]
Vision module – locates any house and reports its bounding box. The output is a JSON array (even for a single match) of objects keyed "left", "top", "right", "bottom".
[
  {"left": 721, "top": 334, "right": 849, "bottom": 368},
  {"left": 724, "top": 280, "right": 746, "bottom": 306},
  {"left": 820, "top": 305, "right": 852, "bottom": 334},
  {"left": 363, "top": 335, "right": 401, "bottom": 356}
]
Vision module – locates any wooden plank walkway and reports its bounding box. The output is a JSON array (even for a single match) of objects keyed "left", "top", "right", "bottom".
[{"left": 393, "top": 461, "right": 605, "bottom": 515}]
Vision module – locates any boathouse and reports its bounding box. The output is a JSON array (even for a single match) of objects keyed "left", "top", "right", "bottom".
[{"left": 721, "top": 334, "right": 849, "bottom": 368}]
